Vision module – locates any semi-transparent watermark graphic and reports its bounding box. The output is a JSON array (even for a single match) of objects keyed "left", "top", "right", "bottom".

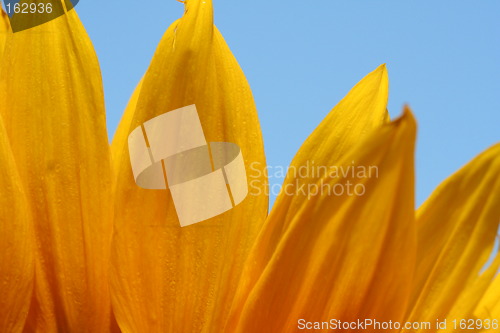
[
  {"left": 128, "top": 105, "right": 248, "bottom": 227},
  {"left": 2, "top": 0, "right": 79, "bottom": 32}
]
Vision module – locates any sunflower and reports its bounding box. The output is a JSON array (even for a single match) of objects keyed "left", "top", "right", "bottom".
[{"left": 0, "top": 1, "right": 498, "bottom": 333}]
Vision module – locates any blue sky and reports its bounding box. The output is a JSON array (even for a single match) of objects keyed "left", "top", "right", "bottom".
[{"left": 76, "top": 0, "right": 500, "bottom": 207}]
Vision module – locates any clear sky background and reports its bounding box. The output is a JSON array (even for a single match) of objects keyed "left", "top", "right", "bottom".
[{"left": 75, "top": 0, "right": 500, "bottom": 207}]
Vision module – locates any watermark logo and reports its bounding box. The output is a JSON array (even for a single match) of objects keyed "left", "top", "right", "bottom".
[
  {"left": 128, "top": 105, "right": 248, "bottom": 227},
  {"left": 2, "top": 0, "right": 80, "bottom": 33}
]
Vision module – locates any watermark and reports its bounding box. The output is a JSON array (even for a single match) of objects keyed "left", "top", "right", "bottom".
[
  {"left": 2, "top": 0, "right": 80, "bottom": 32},
  {"left": 297, "top": 318, "right": 499, "bottom": 331},
  {"left": 249, "top": 161, "right": 379, "bottom": 199},
  {"left": 127, "top": 106, "right": 380, "bottom": 225},
  {"left": 128, "top": 105, "right": 248, "bottom": 227}
]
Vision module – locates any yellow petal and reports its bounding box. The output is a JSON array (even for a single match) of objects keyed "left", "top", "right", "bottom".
[
  {"left": 253, "top": 65, "right": 389, "bottom": 274},
  {"left": 227, "top": 65, "right": 391, "bottom": 324},
  {"left": 405, "top": 143, "right": 500, "bottom": 330},
  {"left": 276, "top": 64, "right": 390, "bottom": 222},
  {"left": 0, "top": 8, "right": 113, "bottom": 332},
  {"left": 280, "top": 64, "right": 389, "bottom": 215},
  {"left": 110, "top": 1, "right": 267, "bottom": 332},
  {"left": 0, "top": 120, "right": 34, "bottom": 332},
  {"left": 226, "top": 109, "right": 417, "bottom": 332}
]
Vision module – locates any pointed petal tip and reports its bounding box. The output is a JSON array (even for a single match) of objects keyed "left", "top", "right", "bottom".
[
  {"left": 166, "top": 0, "right": 214, "bottom": 54},
  {"left": 374, "top": 63, "right": 388, "bottom": 77},
  {"left": 365, "top": 64, "right": 389, "bottom": 96},
  {"left": 183, "top": 0, "right": 213, "bottom": 15},
  {"left": 402, "top": 104, "right": 413, "bottom": 115},
  {"left": 388, "top": 105, "right": 417, "bottom": 140},
  {"left": 375, "top": 108, "right": 417, "bottom": 165}
]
